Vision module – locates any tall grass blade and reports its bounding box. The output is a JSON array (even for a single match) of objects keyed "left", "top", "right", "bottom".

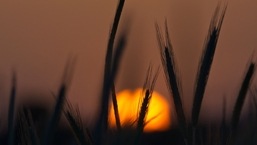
[
  {"left": 228, "top": 63, "right": 255, "bottom": 145},
  {"left": 105, "top": 0, "right": 126, "bottom": 77},
  {"left": 250, "top": 88, "right": 257, "bottom": 118},
  {"left": 192, "top": 5, "right": 227, "bottom": 127},
  {"left": 155, "top": 22, "right": 187, "bottom": 140},
  {"left": 109, "top": 34, "right": 127, "bottom": 132},
  {"left": 95, "top": 32, "right": 126, "bottom": 144},
  {"left": 8, "top": 72, "right": 17, "bottom": 145},
  {"left": 111, "top": 84, "right": 121, "bottom": 130},
  {"left": 231, "top": 63, "right": 255, "bottom": 129},
  {"left": 95, "top": 1, "right": 126, "bottom": 143},
  {"left": 110, "top": 34, "right": 127, "bottom": 83},
  {"left": 42, "top": 57, "right": 76, "bottom": 145}
]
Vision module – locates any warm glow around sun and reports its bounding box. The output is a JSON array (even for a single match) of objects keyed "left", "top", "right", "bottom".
[{"left": 109, "top": 88, "right": 171, "bottom": 132}]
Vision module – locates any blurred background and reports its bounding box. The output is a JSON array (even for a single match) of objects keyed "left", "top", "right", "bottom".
[{"left": 0, "top": 0, "right": 256, "bottom": 129}]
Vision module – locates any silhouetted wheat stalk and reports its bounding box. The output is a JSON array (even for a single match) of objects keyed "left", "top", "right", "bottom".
[
  {"left": 155, "top": 21, "right": 188, "bottom": 144},
  {"left": 192, "top": 4, "right": 227, "bottom": 128},
  {"left": 64, "top": 100, "right": 93, "bottom": 145},
  {"left": 42, "top": 56, "right": 77, "bottom": 145},
  {"left": 190, "top": 5, "right": 227, "bottom": 145},
  {"left": 17, "top": 108, "right": 40, "bottom": 145},
  {"left": 137, "top": 66, "right": 159, "bottom": 131}
]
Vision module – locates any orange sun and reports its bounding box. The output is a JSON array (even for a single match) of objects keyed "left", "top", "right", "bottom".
[{"left": 109, "top": 88, "right": 171, "bottom": 132}]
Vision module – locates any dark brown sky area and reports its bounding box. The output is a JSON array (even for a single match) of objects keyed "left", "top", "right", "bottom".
[{"left": 0, "top": 0, "right": 256, "bottom": 127}]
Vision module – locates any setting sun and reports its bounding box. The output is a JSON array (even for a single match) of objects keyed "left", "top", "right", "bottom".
[{"left": 109, "top": 88, "right": 171, "bottom": 132}]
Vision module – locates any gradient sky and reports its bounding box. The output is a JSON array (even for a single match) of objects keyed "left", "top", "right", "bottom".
[{"left": 0, "top": 0, "right": 256, "bottom": 126}]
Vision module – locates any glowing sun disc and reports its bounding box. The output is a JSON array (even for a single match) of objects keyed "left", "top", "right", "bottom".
[{"left": 109, "top": 88, "right": 171, "bottom": 132}]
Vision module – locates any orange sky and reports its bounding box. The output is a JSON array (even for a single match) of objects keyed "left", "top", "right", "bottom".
[{"left": 0, "top": 0, "right": 256, "bottom": 126}]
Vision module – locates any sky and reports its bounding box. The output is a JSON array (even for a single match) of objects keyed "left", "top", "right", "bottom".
[{"left": 0, "top": 0, "right": 256, "bottom": 127}]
